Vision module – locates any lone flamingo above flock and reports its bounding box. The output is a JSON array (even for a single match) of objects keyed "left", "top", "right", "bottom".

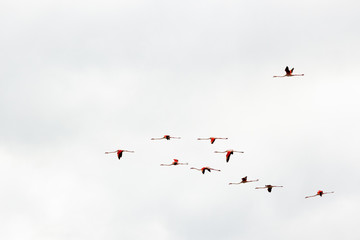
[
  {"left": 197, "top": 137, "right": 228, "bottom": 144},
  {"left": 105, "top": 149, "right": 134, "bottom": 160},
  {"left": 273, "top": 66, "right": 304, "bottom": 78},
  {"left": 229, "top": 176, "right": 259, "bottom": 185},
  {"left": 160, "top": 159, "right": 188, "bottom": 166},
  {"left": 151, "top": 135, "right": 181, "bottom": 140},
  {"left": 255, "top": 185, "right": 283, "bottom": 192},
  {"left": 305, "top": 190, "right": 334, "bottom": 199},
  {"left": 214, "top": 150, "right": 244, "bottom": 162},
  {"left": 190, "top": 167, "right": 221, "bottom": 174}
]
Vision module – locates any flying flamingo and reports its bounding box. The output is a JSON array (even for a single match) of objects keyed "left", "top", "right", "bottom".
[
  {"left": 273, "top": 66, "right": 304, "bottom": 78},
  {"left": 214, "top": 150, "right": 244, "bottom": 162},
  {"left": 197, "top": 137, "right": 228, "bottom": 144},
  {"left": 255, "top": 185, "right": 283, "bottom": 192},
  {"left": 105, "top": 149, "right": 134, "bottom": 160},
  {"left": 160, "top": 159, "right": 188, "bottom": 166},
  {"left": 190, "top": 167, "right": 221, "bottom": 174},
  {"left": 305, "top": 190, "right": 334, "bottom": 199},
  {"left": 229, "top": 176, "right": 259, "bottom": 185},
  {"left": 151, "top": 135, "right": 181, "bottom": 140}
]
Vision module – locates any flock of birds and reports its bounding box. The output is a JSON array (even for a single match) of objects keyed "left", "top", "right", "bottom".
[{"left": 105, "top": 67, "right": 335, "bottom": 199}]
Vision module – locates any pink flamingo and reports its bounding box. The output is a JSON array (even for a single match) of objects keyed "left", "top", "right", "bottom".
[
  {"left": 105, "top": 149, "right": 134, "bottom": 160},
  {"left": 214, "top": 150, "right": 244, "bottom": 162},
  {"left": 151, "top": 135, "right": 181, "bottom": 140},
  {"left": 160, "top": 159, "right": 188, "bottom": 166},
  {"left": 197, "top": 137, "right": 228, "bottom": 144},
  {"left": 229, "top": 176, "right": 259, "bottom": 185},
  {"left": 305, "top": 190, "right": 334, "bottom": 199},
  {"left": 273, "top": 66, "right": 304, "bottom": 78},
  {"left": 190, "top": 167, "right": 221, "bottom": 174},
  {"left": 255, "top": 185, "right": 283, "bottom": 192}
]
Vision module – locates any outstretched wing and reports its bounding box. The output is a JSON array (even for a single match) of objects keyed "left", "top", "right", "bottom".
[
  {"left": 285, "top": 66, "right": 290, "bottom": 74},
  {"left": 226, "top": 152, "right": 232, "bottom": 162}
]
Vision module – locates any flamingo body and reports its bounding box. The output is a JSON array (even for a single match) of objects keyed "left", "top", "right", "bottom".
[
  {"left": 273, "top": 66, "right": 304, "bottom": 78},
  {"left": 202, "top": 167, "right": 209, "bottom": 174},
  {"left": 151, "top": 135, "right": 181, "bottom": 140},
  {"left": 229, "top": 176, "right": 259, "bottom": 185},
  {"left": 305, "top": 190, "right": 334, "bottom": 199},
  {"left": 215, "top": 150, "right": 244, "bottom": 162},
  {"left": 226, "top": 151, "right": 233, "bottom": 162},
  {"left": 190, "top": 167, "right": 221, "bottom": 174},
  {"left": 160, "top": 159, "right": 188, "bottom": 166},
  {"left": 197, "top": 137, "right": 228, "bottom": 144},
  {"left": 117, "top": 150, "right": 123, "bottom": 159},
  {"left": 105, "top": 149, "right": 134, "bottom": 160},
  {"left": 255, "top": 185, "right": 283, "bottom": 193}
]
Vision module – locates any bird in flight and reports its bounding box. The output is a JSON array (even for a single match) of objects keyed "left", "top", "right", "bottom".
[
  {"left": 214, "top": 150, "right": 244, "bottom": 162},
  {"left": 105, "top": 149, "right": 134, "bottom": 160},
  {"left": 160, "top": 159, "right": 188, "bottom": 166},
  {"left": 273, "top": 66, "right": 304, "bottom": 78},
  {"left": 197, "top": 137, "right": 228, "bottom": 144},
  {"left": 255, "top": 185, "right": 283, "bottom": 192},
  {"left": 229, "top": 176, "right": 259, "bottom": 185},
  {"left": 151, "top": 135, "right": 181, "bottom": 140},
  {"left": 305, "top": 190, "right": 334, "bottom": 199},
  {"left": 190, "top": 167, "right": 221, "bottom": 174}
]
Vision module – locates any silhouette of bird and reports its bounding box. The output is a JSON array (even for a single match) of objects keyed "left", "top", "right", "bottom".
[
  {"left": 105, "top": 149, "right": 134, "bottom": 160},
  {"left": 151, "top": 135, "right": 181, "bottom": 140},
  {"left": 273, "top": 66, "right": 304, "bottom": 78},
  {"left": 214, "top": 150, "right": 244, "bottom": 162},
  {"left": 197, "top": 137, "right": 228, "bottom": 144},
  {"left": 255, "top": 185, "right": 283, "bottom": 192},
  {"left": 190, "top": 167, "right": 221, "bottom": 174},
  {"left": 305, "top": 190, "right": 334, "bottom": 199},
  {"left": 160, "top": 159, "right": 188, "bottom": 166},
  {"left": 229, "top": 176, "right": 259, "bottom": 185}
]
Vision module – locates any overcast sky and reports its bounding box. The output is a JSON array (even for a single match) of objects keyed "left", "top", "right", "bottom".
[{"left": 1, "top": 0, "right": 360, "bottom": 239}]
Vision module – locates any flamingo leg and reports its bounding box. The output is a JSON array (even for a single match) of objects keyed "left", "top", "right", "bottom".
[
  {"left": 305, "top": 195, "right": 318, "bottom": 199},
  {"left": 105, "top": 151, "right": 117, "bottom": 154}
]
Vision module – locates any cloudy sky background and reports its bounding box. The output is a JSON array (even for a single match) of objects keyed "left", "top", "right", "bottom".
[{"left": 1, "top": 0, "right": 360, "bottom": 239}]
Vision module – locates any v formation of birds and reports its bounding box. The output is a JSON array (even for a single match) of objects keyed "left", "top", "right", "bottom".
[{"left": 105, "top": 67, "right": 334, "bottom": 199}]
